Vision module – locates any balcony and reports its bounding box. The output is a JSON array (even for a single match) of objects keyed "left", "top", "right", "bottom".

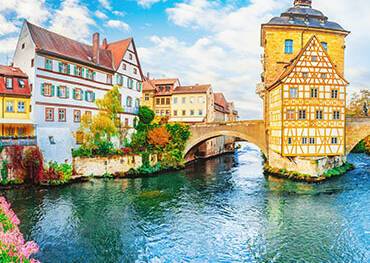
[{"left": 0, "top": 136, "right": 37, "bottom": 147}]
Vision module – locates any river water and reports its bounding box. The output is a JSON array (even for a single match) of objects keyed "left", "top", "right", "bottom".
[{"left": 2, "top": 144, "right": 369, "bottom": 263}]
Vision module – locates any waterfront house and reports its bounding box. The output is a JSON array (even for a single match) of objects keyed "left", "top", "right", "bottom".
[
  {"left": 0, "top": 65, "right": 35, "bottom": 146},
  {"left": 12, "top": 21, "right": 143, "bottom": 162}
]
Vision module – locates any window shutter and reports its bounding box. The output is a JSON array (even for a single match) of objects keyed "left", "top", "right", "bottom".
[
  {"left": 85, "top": 91, "right": 88, "bottom": 101},
  {"left": 66, "top": 87, "right": 70, "bottom": 98},
  {"left": 127, "top": 78, "right": 130, "bottom": 88},
  {"left": 92, "top": 72, "right": 96, "bottom": 80},
  {"left": 92, "top": 92, "right": 95, "bottom": 102},
  {"left": 58, "top": 62, "right": 62, "bottom": 72},
  {"left": 41, "top": 83, "right": 45, "bottom": 96},
  {"left": 57, "top": 86, "right": 60, "bottom": 97},
  {"left": 115, "top": 74, "right": 119, "bottom": 85},
  {"left": 72, "top": 88, "right": 76, "bottom": 99},
  {"left": 81, "top": 68, "right": 85, "bottom": 78},
  {"left": 67, "top": 64, "right": 71, "bottom": 74},
  {"left": 51, "top": 85, "right": 55, "bottom": 96},
  {"left": 74, "top": 66, "right": 77, "bottom": 76}
]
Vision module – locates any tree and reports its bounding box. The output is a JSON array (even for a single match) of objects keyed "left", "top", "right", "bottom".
[
  {"left": 347, "top": 89, "right": 370, "bottom": 117},
  {"left": 138, "top": 106, "right": 155, "bottom": 125},
  {"left": 96, "top": 85, "right": 123, "bottom": 129},
  {"left": 148, "top": 126, "right": 170, "bottom": 148}
]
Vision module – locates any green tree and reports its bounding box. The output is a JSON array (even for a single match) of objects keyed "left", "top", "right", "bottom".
[
  {"left": 347, "top": 89, "right": 370, "bottom": 117},
  {"left": 138, "top": 106, "right": 155, "bottom": 126},
  {"left": 96, "top": 85, "right": 123, "bottom": 129}
]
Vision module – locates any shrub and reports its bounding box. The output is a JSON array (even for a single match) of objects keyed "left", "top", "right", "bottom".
[
  {"left": 148, "top": 126, "right": 170, "bottom": 149},
  {"left": 138, "top": 106, "right": 155, "bottom": 125},
  {"left": 1, "top": 160, "right": 8, "bottom": 185},
  {"left": 43, "top": 162, "right": 73, "bottom": 185},
  {"left": 93, "top": 140, "right": 115, "bottom": 156}
]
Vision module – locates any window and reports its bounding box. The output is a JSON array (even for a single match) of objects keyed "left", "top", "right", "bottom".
[
  {"left": 166, "top": 98, "right": 170, "bottom": 105},
  {"left": 182, "top": 97, "right": 186, "bottom": 104},
  {"left": 288, "top": 137, "right": 292, "bottom": 145},
  {"left": 86, "top": 69, "right": 95, "bottom": 80},
  {"left": 331, "top": 137, "right": 338, "bottom": 144},
  {"left": 73, "top": 88, "right": 83, "bottom": 100},
  {"left": 45, "top": 108, "right": 54, "bottom": 121},
  {"left": 6, "top": 101, "right": 14, "bottom": 112},
  {"left": 116, "top": 74, "right": 123, "bottom": 85},
  {"left": 107, "top": 74, "right": 112, "bottom": 84},
  {"left": 85, "top": 91, "right": 95, "bottom": 102},
  {"left": 302, "top": 72, "right": 309, "bottom": 78},
  {"left": 21, "top": 43, "right": 25, "bottom": 49},
  {"left": 173, "top": 97, "right": 178, "bottom": 104},
  {"left": 58, "top": 108, "right": 66, "bottom": 122},
  {"left": 18, "top": 79, "right": 25, "bottom": 88},
  {"left": 173, "top": 110, "right": 177, "bottom": 116},
  {"left": 321, "top": 42, "right": 328, "bottom": 51},
  {"left": 182, "top": 110, "right": 186, "bottom": 116},
  {"left": 198, "top": 96, "right": 205, "bottom": 103},
  {"left": 133, "top": 68, "right": 137, "bottom": 75},
  {"left": 298, "top": 110, "right": 306, "bottom": 120},
  {"left": 312, "top": 56, "right": 318, "bottom": 62},
  {"left": 74, "top": 66, "right": 82, "bottom": 77},
  {"left": 76, "top": 131, "right": 84, "bottom": 145},
  {"left": 58, "top": 62, "right": 68, "bottom": 74},
  {"left": 166, "top": 110, "right": 170, "bottom": 116},
  {"left": 57, "top": 86, "right": 68, "bottom": 98},
  {"left": 156, "top": 98, "right": 160, "bottom": 105},
  {"left": 286, "top": 110, "right": 295, "bottom": 120},
  {"left": 198, "top": 110, "right": 203, "bottom": 115},
  {"left": 310, "top": 88, "right": 318, "bottom": 98},
  {"left": 127, "top": 78, "right": 134, "bottom": 89},
  {"left": 289, "top": 88, "right": 298, "bottom": 98},
  {"left": 17, "top": 101, "right": 25, "bottom": 113},
  {"left": 321, "top": 73, "right": 327, "bottom": 79},
  {"left": 31, "top": 59, "right": 34, "bottom": 68},
  {"left": 285, "top": 39, "right": 293, "bottom": 54},
  {"left": 45, "top": 58, "right": 53, "bottom": 70},
  {"left": 74, "top": 110, "right": 81, "bottom": 123},
  {"left": 144, "top": 93, "right": 150, "bottom": 101},
  {"left": 333, "top": 111, "right": 340, "bottom": 120},
  {"left": 122, "top": 63, "right": 126, "bottom": 70},
  {"left": 161, "top": 98, "right": 165, "bottom": 105},
  {"left": 302, "top": 137, "right": 308, "bottom": 145},
  {"left": 190, "top": 110, "right": 194, "bottom": 116},
  {"left": 165, "top": 85, "right": 171, "bottom": 92},
  {"left": 156, "top": 110, "right": 159, "bottom": 115},
  {"left": 309, "top": 138, "right": 315, "bottom": 144},
  {"left": 125, "top": 118, "right": 129, "bottom": 127},
  {"left": 135, "top": 98, "right": 140, "bottom": 108},
  {"left": 331, "top": 89, "right": 338, "bottom": 99},
  {"left": 316, "top": 110, "right": 323, "bottom": 120},
  {"left": 5, "top": 78, "right": 13, "bottom": 89},
  {"left": 6, "top": 128, "right": 15, "bottom": 136},
  {"left": 136, "top": 82, "right": 142, "bottom": 92},
  {"left": 129, "top": 53, "right": 133, "bottom": 60},
  {"left": 42, "top": 83, "right": 54, "bottom": 97},
  {"left": 126, "top": 96, "right": 133, "bottom": 107},
  {"left": 18, "top": 128, "right": 25, "bottom": 136},
  {"left": 190, "top": 97, "right": 194, "bottom": 104},
  {"left": 160, "top": 110, "right": 164, "bottom": 116}
]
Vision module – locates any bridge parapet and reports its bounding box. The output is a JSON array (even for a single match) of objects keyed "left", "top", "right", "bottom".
[{"left": 345, "top": 117, "right": 370, "bottom": 154}]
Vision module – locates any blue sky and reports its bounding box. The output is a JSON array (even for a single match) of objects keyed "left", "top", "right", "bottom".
[{"left": 1, "top": 0, "right": 369, "bottom": 118}]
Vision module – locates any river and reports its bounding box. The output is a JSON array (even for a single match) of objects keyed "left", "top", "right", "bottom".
[{"left": 2, "top": 143, "right": 369, "bottom": 263}]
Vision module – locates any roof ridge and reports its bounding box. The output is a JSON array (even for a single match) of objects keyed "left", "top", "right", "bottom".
[{"left": 107, "top": 37, "right": 132, "bottom": 46}]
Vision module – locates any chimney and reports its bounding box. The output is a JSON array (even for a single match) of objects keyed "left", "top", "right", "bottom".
[
  {"left": 92, "top": 32, "right": 100, "bottom": 64},
  {"left": 102, "top": 38, "right": 108, "bottom": 49}
]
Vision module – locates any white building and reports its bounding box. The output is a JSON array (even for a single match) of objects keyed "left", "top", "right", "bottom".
[{"left": 12, "top": 21, "right": 143, "bottom": 162}]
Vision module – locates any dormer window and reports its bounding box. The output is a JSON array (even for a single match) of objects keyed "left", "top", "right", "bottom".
[{"left": 5, "top": 78, "right": 13, "bottom": 89}]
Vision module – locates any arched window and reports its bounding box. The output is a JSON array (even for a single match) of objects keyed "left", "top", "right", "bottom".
[
  {"left": 126, "top": 96, "right": 132, "bottom": 107},
  {"left": 321, "top": 42, "right": 328, "bottom": 51},
  {"left": 285, "top": 39, "right": 293, "bottom": 54}
]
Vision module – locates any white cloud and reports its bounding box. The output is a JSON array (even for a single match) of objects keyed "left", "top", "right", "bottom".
[
  {"left": 0, "top": 37, "right": 18, "bottom": 54},
  {"left": 0, "top": 15, "right": 17, "bottom": 36},
  {"left": 106, "top": 20, "right": 130, "bottom": 31},
  {"left": 95, "top": 10, "right": 108, "bottom": 20},
  {"left": 112, "top": 10, "right": 125, "bottom": 17},
  {"left": 98, "top": 0, "right": 112, "bottom": 10},
  {"left": 50, "top": 0, "right": 95, "bottom": 42},
  {"left": 140, "top": 0, "right": 370, "bottom": 118},
  {"left": 137, "top": 0, "right": 162, "bottom": 8},
  {"left": 0, "top": 0, "right": 50, "bottom": 25}
]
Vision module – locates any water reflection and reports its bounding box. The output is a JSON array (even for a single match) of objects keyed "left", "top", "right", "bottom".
[{"left": 2, "top": 143, "right": 369, "bottom": 263}]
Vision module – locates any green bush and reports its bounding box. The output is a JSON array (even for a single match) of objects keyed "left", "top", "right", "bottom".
[
  {"left": 138, "top": 106, "right": 155, "bottom": 125},
  {"left": 1, "top": 160, "right": 8, "bottom": 185},
  {"left": 94, "top": 140, "right": 115, "bottom": 156}
]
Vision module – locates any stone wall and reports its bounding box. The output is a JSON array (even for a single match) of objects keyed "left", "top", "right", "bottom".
[
  {"left": 73, "top": 154, "right": 145, "bottom": 177},
  {"left": 268, "top": 150, "right": 346, "bottom": 177}
]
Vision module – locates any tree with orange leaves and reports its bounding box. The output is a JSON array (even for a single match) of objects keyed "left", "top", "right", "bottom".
[{"left": 147, "top": 126, "right": 170, "bottom": 149}]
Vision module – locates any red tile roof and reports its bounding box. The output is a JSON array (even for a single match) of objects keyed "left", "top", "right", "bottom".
[
  {"left": 0, "top": 65, "right": 28, "bottom": 78},
  {"left": 214, "top": 93, "right": 229, "bottom": 113},
  {"left": 142, "top": 79, "right": 157, "bottom": 92},
  {"left": 105, "top": 38, "right": 132, "bottom": 70},
  {"left": 151, "top": 78, "right": 179, "bottom": 86},
  {"left": 173, "top": 84, "right": 211, "bottom": 94},
  {"left": 27, "top": 21, "right": 114, "bottom": 71}
]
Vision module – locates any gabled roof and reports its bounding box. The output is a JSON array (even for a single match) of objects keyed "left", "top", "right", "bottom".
[
  {"left": 0, "top": 65, "right": 28, "bottom": 78},
  {"left": 26, "top": 21, "right": 114, "bottom": 71},
  {"left": 173, "top": 84, "right": 211, "bottom": 94},
  {"left": 267, "top": 35, "right": 349, "bottom": 91},
  {"left": 214, "top": 92, "right": 229, "bottom": 113},
  {"left": 105, "top": 38, "right": 131, "bottom": 70},
  {"left": 142, "top": 79, "right": 157, "bottom": 92},
  {"left": 151, "top": 78, "right": 179, "bottom": 86}
]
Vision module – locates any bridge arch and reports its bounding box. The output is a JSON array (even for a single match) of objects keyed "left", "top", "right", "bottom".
[
  {"left": 345, "top": 118, "right": 370, "bottom": 154},
  {"left": 185, "top": 121, "right": 267, "bottom": 157}
]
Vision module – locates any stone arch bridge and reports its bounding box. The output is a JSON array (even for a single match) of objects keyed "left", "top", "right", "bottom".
[{"left": 185, "top": 118, "right": 370, "bottom": 157}]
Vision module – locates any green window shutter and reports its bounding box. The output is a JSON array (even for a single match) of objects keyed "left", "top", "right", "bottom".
[
  {"left": 74, "top": 66, "right": 77, "bottom": 76},
  {"left": 41, "top": 83, "right": 45, "bottom": 96},
  {"left": 66, "top": 87, "right": 70, "bottom": 98},
  {"left": 81, "top": 68, "right": 85, "bottom": 78},
  {"left": 85, "top": 91, "right": 88, "bottom": 101},
  {"left": 127, "top": 78, "right": 130, "bottom": 88},
  {"left": 80, "top": 90, "right": 84, "bottom": 100},
  {"left": 92, "top": 92, "right": 95, "bottom": 102},
  {"left": 92, "top": 72, "right": 96, "bottom": 80},
  {"left": 67, "top": 64, "right": 71, "bottom": 74},
  {"left": 57, "top": 86, "right": 60, "bottom": 97},
  {"left": 58, "top": 62, "right": 62, "bottom": 72},
  {"left": 72, "top": 88, "right": 76, "bottom": 99},
  {"left": 51, "top": 85, "right": 55, "bottom": 96},
  {"left": 115, "top": 74, "right": 119, "bottom": 85}
]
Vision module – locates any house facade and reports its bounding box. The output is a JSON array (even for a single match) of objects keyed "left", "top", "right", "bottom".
[
  {"left": 12, "top": 21, "right": 143, "bottom": 162},
  {"left": 257, "top": 0, "right": 350, "bottom": 174},
  {"left": 0, "top": 65, "right": 34, "bottom": 143}
]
